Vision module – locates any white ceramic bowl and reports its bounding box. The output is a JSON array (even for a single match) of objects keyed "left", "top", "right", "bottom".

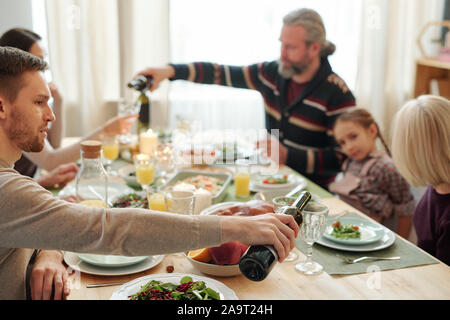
[{"left": 184, "top": 253, "right": 241, "bottom": 277}]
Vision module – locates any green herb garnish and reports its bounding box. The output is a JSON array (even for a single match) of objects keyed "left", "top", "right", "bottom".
[{"left": 331, "top": 221, "right": 361, "bottom": 239}]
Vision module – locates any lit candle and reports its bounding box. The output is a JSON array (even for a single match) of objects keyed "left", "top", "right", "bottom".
[{"left": 140, "top": 129, "right": 158, "bottom": 156}]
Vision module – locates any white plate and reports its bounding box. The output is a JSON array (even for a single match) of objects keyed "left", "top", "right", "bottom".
[
  {"left": 77, "top": 254, "right": 148, "bottom": 267},
  {"left": 322, "top": 217, "right": 385, "bottom": 246},
  {"left": 64, "top": 252, "right": 164, "bottom": 276},
  {"left": 250, "top": 174, "right": 307, "bottom": 193},
  {"left": 110, "top": 273, "right": 238, "bottom": 300},
  {"left": 200, "top": 202, "right": 241, "bottom": 216},
  {"left": 316, "top": 225, "right": 396, "bottom": 252},
  {"left": 58, "top": 181, "right": 135, "bottom": 203}
]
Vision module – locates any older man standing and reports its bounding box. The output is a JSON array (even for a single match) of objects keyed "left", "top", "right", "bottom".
[{"left": 136, "top": 8, "right": 356, "bottom": 188}]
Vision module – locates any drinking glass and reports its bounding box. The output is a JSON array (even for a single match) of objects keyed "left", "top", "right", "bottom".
[
  {"left": 295, "top": 202, "right": 329, "bottom": 275},
  {"left": 133, "top": 154, "right": 156, "bottom": 193},
  {"left": 274, "top": 198, "right": 298, "bottom": 262},
  {"left": 102, "top": 134, "right": 119, "bottom": 176},
  {"left": 117, "top": 98, "right": 138, "bottom": 144},
  {"left": 234, "top": 159, "right": 251, "bottom": 198},
  {"left": 155, "top": 143, "right": 175, "bottom": 185},
  {"left": 163, "top": 187, "right": 195, "bottom": 215},
  {"left": 147, "top": 191, "right": 167, "bottom": 211}
]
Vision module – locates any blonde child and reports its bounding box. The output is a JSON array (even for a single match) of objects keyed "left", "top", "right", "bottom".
[
  {"left": 391, "top": 95, "right": 449, "bottom": 265},
  {"left": 329, "top": 108, "right": 415, "bottom": 238}
]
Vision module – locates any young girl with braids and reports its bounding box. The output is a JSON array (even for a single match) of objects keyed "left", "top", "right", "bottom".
[{"left": 329, "top": 108, "right": 415, "bottom": 238}]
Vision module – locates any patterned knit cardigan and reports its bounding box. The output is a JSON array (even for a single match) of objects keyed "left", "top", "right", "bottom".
[{"left": 169, "top": 58, "right": 356, "bottom": 187}]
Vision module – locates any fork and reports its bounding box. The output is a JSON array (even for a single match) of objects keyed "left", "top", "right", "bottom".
[{"left": 336, "top": 254, "right": 400, "bottom": 264}]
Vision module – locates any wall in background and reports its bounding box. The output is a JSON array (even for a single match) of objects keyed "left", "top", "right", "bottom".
[{"left": 0, "top": 0, "right": 33, "bottom": 35}]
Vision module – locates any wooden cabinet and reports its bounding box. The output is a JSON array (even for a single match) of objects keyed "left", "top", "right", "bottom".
[{"left": 414, "top": 58, "right": 450, "bottom": 98}]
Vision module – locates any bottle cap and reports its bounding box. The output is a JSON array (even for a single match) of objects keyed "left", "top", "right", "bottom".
[{"left": 81, "top": 140, "right": 102, "bottom": 159}]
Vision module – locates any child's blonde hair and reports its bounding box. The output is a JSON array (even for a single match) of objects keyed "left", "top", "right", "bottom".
[
  {"left": 334, "top": 107, "right": 391, "bottom": 156},
  {"left": 391, "top": 95, "right": 450, "bottom": 187}
]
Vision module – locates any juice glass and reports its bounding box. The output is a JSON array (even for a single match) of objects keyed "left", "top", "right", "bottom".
[
  {"left": 234, "top": 159, "right": 251, "bottom": 198},
  {"left": 147, "top": 192, "right": 167, "bottom": 211},
  {"left": 102, "top": 135, "right": 119, "bottom": 175},
  {"left": 134, "top": 154, "right": 156, "bottom": 192}
]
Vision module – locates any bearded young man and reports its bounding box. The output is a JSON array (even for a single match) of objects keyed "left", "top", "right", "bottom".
[
  {"left": 0, "top": 46, "right": 299, "bottom": 300},
  {"left": 135, "top": 8, "right": 356, "bottom": 188}
]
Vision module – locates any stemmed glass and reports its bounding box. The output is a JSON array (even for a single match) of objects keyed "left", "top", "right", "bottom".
[
  {"left": 117, "top": 98, "right": 138, "bottom": 144},
  {"left": 101, "top": 134, "right": 120, "bottom": 176},
  {"left": 295, "top": 202, "right": 329, "bottom": 275},
  {"left": 155, "top": 143, "right": 175, "bottom": 185},
  {"left": 273, "top": 197, "right": 299, "bottom": 262},
  {"left": 133, "top": 154, "right": 156, "bottom": 193}
]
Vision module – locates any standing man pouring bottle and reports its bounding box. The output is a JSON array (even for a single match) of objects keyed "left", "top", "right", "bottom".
[{"left": 136, "top": 8, "right": 356, "bottom": 188}]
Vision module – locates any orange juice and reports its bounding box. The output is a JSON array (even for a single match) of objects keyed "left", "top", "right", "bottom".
[
  {"left": 79, "top": 199, "right": 108, "bottom": 208},
  {"left": 136, "top": 165, "right": 155, "bottom": 185},
  {"left": 235, "top": 173, "right": 250, "bottom": 197},
  {"left": 102, "top": 143, "right": 119, "bottom": 161},
  {"left": 148, "top": 193, "right": 166, "bottom": 211}
]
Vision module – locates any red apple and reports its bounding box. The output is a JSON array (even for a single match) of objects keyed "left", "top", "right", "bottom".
[{"left": 210, "top": 241, "right": 248, "bottom": 265}]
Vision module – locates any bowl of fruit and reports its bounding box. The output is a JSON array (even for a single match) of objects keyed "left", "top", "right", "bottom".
[
  {"left": 185, "top": 200, "right": 274, "bottom": 277},
  {"left": 185, "top": 241, "right": 249, "bottom": 277}
]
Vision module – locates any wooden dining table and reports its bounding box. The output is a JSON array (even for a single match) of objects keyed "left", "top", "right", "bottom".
[{"left": 61, "top": 155, "right": 450, "bottom": 301}]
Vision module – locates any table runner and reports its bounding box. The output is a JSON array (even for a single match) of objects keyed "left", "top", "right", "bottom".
[{"left": 295, "top": 212, "right": 439, "bottom": 275}]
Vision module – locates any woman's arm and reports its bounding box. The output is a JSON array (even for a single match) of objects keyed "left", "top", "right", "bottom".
[
  {"left": 46, "top": 83, "right": 64, "bottom": 149},
  {"left": 24, "top": 114, "right": 137, "bottom": 171}
]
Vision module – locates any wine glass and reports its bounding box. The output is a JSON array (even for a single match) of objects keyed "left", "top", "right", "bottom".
[
  {"left": 155, "top": 143, "right": 175, "bottom": 185},
  {"left": 117, "top": 98, "right": 138, "bottom": 144},
  {"left": 102, "top": 134, "right": 120, "bottom": 176},
  {"left": 273, "top": 197, "right": 298, "bottom": 262},
  {"left": 295, "top": 202, "right": 329, "bottom": 275},
  {"left": 133, "top": 154, "right": 156, "bottom": 193}
]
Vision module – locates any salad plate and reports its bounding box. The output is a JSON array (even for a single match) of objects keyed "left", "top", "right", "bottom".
[
  {"left": 64, "top": 252, "right": 164, "bottom": 276},
  {"left": 322, "top": 217, "right": 385, "bottom": 246},
  {"left": 110, "top": 273, "right": 238, "bottom": 300},
  {"left": 316, "top": 218, "right": 395, "bottom": 252},
  {"left": 250, "top": 174, "right": 306, "bottom": 192}
]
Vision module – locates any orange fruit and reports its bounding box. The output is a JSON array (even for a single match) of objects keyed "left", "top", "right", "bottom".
[{"left": 188, "top": 248, "right": 212, "bottom": 263}]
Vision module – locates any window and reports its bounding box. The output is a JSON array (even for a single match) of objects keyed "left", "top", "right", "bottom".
[{"left": 168, "top": 0, "right": 362, "bottom": 130}]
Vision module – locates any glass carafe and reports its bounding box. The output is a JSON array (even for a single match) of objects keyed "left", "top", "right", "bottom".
[{"left": 76, "top": 140, "right": 109, "bottom": 208}]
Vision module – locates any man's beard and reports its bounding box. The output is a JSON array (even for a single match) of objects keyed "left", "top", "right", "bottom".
[
  {"left": 5, "top": 109, "right": 45, "bottom": 153},
  {"left": 277, "top": 58, "right": 310, "bottom": 79}
]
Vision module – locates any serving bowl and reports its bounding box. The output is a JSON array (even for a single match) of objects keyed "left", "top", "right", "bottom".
[{"left": 183, "top": 253, "right": 241, "bottom": 277}]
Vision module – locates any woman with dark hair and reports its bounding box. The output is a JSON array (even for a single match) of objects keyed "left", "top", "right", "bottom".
[{"left": 0, "top": 28, "right": 137, "bottom": 189}]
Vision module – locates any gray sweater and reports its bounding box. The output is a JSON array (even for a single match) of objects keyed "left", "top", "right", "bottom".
[{"left": 0, "top": 159, "right": 222, "bottom": 299}]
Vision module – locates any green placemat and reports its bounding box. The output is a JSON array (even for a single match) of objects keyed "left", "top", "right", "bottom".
[
  {"left": 222, "top": 171, "right": 333, "bottom": 202},
  {"left": 295, "top": 212, "right": 439, "bottom": 275}
]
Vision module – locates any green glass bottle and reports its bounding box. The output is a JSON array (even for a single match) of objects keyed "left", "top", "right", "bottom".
[{"left": 127, "top": 76, "right": 153, "bottom": 133}]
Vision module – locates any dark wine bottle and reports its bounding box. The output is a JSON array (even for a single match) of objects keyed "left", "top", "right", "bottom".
[
  {"left": 239, "top": 191, "right": 311, "bottom": 281},
  {"left": 127, "top": 76, "right": 153, "bottom": 133},
  {"left": 136, "top": 92, "right": 150, "bottom": 134}
]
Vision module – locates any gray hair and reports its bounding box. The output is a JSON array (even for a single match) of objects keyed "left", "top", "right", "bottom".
[{"left": 283, "top": 8, "right": 336, "bottom": 57}]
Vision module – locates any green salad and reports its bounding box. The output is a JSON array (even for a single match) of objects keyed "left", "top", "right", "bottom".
[
  {"left": 112, "top": 193, "right": 148, "bottom": 209},
  {"left": 331, "top": 221, "right": 361, "bottom": 239},
  {"left": 129, "top": 276, "right": 220, "bottom": 300}
]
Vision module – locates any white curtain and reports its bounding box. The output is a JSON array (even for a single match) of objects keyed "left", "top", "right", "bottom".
[
  {"left": 355, "top": 0, "right": 445, "bottom": 142},
  {"left": 45, "top": 0, "right": 170, "bottom": 137}
]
